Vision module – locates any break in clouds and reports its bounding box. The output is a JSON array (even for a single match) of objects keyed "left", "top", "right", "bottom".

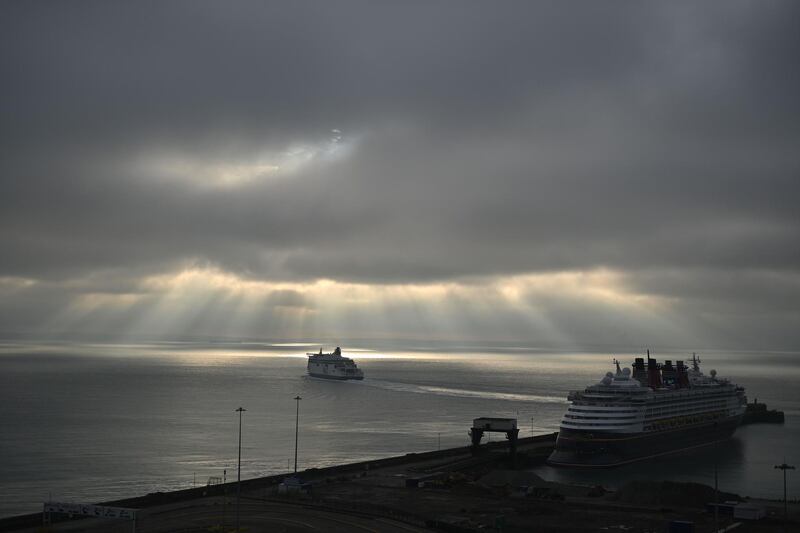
[{"left": 1, "top": 2, "right": 799, "bottom": 349}]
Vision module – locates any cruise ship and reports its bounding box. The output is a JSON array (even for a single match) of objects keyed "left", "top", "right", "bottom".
[
  {"left": 548, "top": 352, "right": 746, "bottom": 467},
  {"left": 307, "top": 347, "right": 364, "bottom": 380}
]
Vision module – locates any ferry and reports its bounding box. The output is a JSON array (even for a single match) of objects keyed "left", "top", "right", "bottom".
[
  {"left": 307, "top": 347, "right": 364, "bottom": 380},
  {"left": 548, "top": 352, "right": 746, "bottom": 467}
]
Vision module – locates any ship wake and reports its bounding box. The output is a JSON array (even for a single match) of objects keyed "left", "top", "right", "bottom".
[{"left": 361, "top": 379, "right": 567, "bottom": 404}]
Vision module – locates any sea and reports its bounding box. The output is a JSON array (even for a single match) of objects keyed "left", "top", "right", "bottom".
[{"left": 1, "top": 340, "right": 798, "bottom": 518}]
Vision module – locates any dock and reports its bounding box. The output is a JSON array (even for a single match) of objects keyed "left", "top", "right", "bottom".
[{"left": 3, "top": 431, "right": 797, "bottom": 532}]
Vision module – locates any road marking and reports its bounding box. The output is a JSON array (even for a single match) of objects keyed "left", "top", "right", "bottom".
[
  {"left": 260, "top": 516, "right": 319, "bottom": 530},
  {"left": 318, "top": 515, "right": 380, "bottom": 532},
  {"left": 375, "top": 517, "right": 426, "bottom": 532}
]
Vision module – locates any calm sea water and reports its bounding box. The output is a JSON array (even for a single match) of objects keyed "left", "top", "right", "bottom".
[{"left": 1, "top": 341, "right": 798, "bottom": 517}]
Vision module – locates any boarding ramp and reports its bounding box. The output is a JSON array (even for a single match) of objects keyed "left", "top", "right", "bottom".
[{"left": 469, "top": 417, "right": 519, "bottom": 461}]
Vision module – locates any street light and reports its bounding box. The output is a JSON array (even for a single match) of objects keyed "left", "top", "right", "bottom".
[
  {"left": 774, "top": 462, "right": 795, "bottom": 533},
  {"left": 235, "top": 407, "right": 246, "bottom": 531},
  {"left": 294, "top": 396, "right": 302, "bottom": 474},
  {"left": 713, "top": 423, "right": 719, "bottom": 533},
  {"left": 221, "top": 469, "right": 227, "bottom": 532}
]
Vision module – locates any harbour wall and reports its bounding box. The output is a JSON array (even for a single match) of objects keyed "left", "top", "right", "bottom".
[{"left": 0, "top": 433, "right": 558, "bottom": 530}]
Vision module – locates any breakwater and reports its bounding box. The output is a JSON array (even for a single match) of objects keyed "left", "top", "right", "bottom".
[{"left": 0, "top": 433, "right": 558, "bottom": 531}]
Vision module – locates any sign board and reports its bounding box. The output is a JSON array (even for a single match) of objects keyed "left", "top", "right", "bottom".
[{"left": 44, "top": 502, "right": 137, "bottom": 521}]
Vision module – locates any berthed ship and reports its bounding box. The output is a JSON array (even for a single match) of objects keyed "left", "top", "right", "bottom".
[
  {"left": 307, "top": 347, "right": 364, "bottom": 380},
  {"left": 548, "top": 352, "right": 746, "bottom": 467}
]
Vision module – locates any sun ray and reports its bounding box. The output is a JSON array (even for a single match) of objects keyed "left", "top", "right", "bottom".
[{"left": 15, "top": 266, "right": 682, "bottom": 346}]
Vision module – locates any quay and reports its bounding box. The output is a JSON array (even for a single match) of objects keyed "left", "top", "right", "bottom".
[
  {"left": 2, "top": 432, "right": 797, "bottom": 532},
  {"left": 0, "top": 434, "right": 555, "bottom": 532}
]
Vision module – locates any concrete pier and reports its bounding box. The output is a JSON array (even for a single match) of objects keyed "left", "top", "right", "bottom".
[{"left": 3, "top": 432, "right": 796, "bottom": 533}]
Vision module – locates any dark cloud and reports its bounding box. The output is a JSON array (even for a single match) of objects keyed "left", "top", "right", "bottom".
[
  {"left": 1, "top": 1, "right": 799, "bottom": 345},
  {"left": 0, "top": 2, "right": 653, "bottom": 151}
]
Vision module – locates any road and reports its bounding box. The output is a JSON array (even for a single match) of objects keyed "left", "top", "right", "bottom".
[{"left": 24, "top": 498, "right": 429, "bottom": 532}]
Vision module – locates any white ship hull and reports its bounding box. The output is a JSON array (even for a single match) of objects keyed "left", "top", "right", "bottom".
[
  {"left": 548, "top": 353, "right": 746, "bottom": 467},
  {"left": 306, "top": 347, "right": 364, "bottom": 380},
  {"left": 549, "top": 411, "right": 743, "bottom": 467},
  {"left": 308, "top": 370, "right": 364, "bottom": 380}
]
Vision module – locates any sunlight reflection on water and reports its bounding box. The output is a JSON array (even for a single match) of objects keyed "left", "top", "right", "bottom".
[{"left": 1, "top": 341, "right": 797, "bottom": 516}]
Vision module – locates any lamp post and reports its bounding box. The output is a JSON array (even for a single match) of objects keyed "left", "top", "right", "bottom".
[
  {"left": 294, "top": 396, "right": 302, "bottom": 474},
  {"left": 235, "top": 407, "right": 246, "bottom": 531},
  {"left": 774, "top": 462, "right": 795, "bottom": 533},
  {"left": 713, "top": 423, "right": 719, "bottom": 533},
  {"left": 221, "top": 469, "right": 226, "bottom": 532},
  {"left": 714, "top": 452, "right": 719, "bottom": 533}
]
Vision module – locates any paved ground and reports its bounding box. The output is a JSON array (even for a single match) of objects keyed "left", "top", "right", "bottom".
[
  {"left": 23, "top": 498, "right": 429, "bottom": 532},
  {"left": 8, "top": 437, "right": 799, "bottom": 533}
]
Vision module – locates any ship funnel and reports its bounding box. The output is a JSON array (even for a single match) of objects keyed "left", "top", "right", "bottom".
[
  {"left": 647, "top": 357, "right": 662, "bottom": 389},
  {"left": 632, "top": 357, "right": 647, "bottom": 384}
]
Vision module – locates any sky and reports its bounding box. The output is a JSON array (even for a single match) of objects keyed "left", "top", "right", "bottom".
[{"left": 1, "top": 1, "right": 798, "bottom": 350}]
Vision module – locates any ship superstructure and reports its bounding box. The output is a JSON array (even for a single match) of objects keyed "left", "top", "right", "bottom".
[
  {"left": 548, "top": 352, "right": 746, "bottom": 467},
  {"left": 307, "top": 347, "right": 364, "bottom": 380}
]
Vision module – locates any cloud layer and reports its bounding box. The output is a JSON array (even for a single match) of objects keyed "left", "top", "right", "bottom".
[{"left": 1, "top": 2, "right": 798, "bottom": 348}]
